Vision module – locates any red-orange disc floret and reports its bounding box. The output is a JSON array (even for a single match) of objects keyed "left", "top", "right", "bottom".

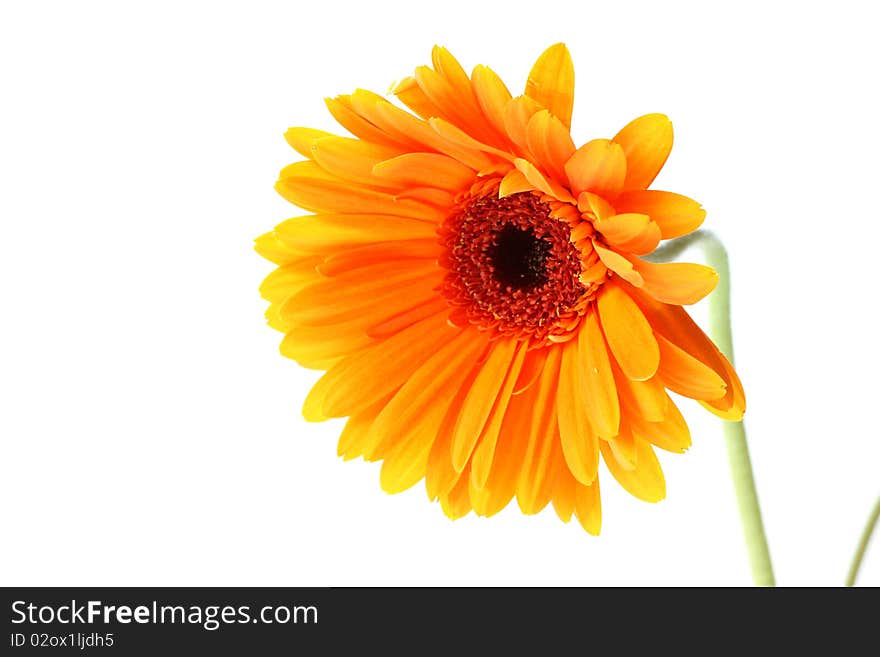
[{"left": 439, "top": 186, "right": 590, "bottom": 345}]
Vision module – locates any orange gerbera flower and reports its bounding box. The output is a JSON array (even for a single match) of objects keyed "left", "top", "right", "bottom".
[{"left": 256, "top": 43, "right": 745, "bottom": 534}]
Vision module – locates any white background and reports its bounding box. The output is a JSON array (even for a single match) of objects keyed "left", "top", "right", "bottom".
[{"left": 2, "top": 0, "right": 878, "bottom": 587}]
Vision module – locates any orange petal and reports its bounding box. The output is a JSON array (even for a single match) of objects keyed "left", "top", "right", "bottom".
[
  {"left": 600, "top": 437, "right": 666, "bottom": 502},
  {"left": 390, "top": 75, "right": 440, "bottom": 119},
  {"left": 280, "top": 318, "right": 374, "bottom": 369},
  {"left": 557, "top": 338, "right": 599, "bottom": 484},
  {"left": 612, "top": 364, "right": 668, "bottom": 423},
  {"left": 254, "top": 230, "right": 309, "bottom": 266},
  {"left": 551, "top": 464, "right": 576, "bottom": 523},
  {"left": 526, "top": 109, "right": 576, "bottom": 184},
  {"left": 578, "top": 311, "right": 620, "bottom": 438},
  {"left": 593, "top": 212, "right": 661, "bottom": 255},
  {"left": 469, "top": 341, "right": 529, "bottom": 489},
  {"left": 301, "top": 313, "right": 457, "bottom": 420},
  {"left": 629, "top": 397, "right": 692, "bottom": 453},
  {"left": 593, "top": 241, "right": 644, "bottom": 287},
  {"left": 368, "top": 330, "right": 487, "bottom": 465},
  {"left": 310, "top": 136, "right": 402, "bottom": 188},
  {"left": 525, "top": 43, "right": 575, "bottom": 130},
  {"left": 574, "top": 478, "right": 601, "bottom": 535},
  {"left": 350, "top": 91, "right": 496, "bottom": 172},
  {"left": 614, "top": 190, "right": 706, "bottom": 240},
  {"left": 317, "top": 239, "right": 440, "bottom": 276},
  {"left": 631, "top": 258, "right": 719, "bottom": 305},
  {"left": 276, "top": 167, "right": 443, "bottom": 222},
  {"left": 564, "top": 139, "right": 626, "bottom": 198},
  {"left": 612, "top": 114, "right": 673, "bottom": 191},
  {"left": 258, "top": 257, "right": 322, "bottom": 302},
  {"left": 629, "top": 290, "right": 745, "bottom": 420},
  {"left": 700, "top": 354, "right": 746, "bottom": 421},
  {"left": 471, "top": 64, "right": 515, "bottom": 146},
  {"left": 468, "top": 369, "right": 538, "bottom": 517},
  {"left": 451, "top": 337, "right": 520, "bottom": 471},
  {"left": 273, "top": 214, "right": 438, "bottom": 254},
  {"left": 439, "top": 463, "right": 474, "bottom": 520},
  {"left": 503, "top": 95, "right": 542, "bottom": 156},
  {"left": 499, "top": 168, "right": 534, "bottom": 198},
  {"left": 324, "top": 95, "right": 412, "bottom": 149},
  {"left": 513, "top": 158, "right": 575, "bottom": 203},
  {"left": 515, "top": 346, "right": 561, "bottom": 515},
  {"left": 607, "top": 425, "right": 637, "bottom": 470},
  {"left": 656, "top": 332, "right": 727, "bottom": 401},
  {"left": 282, "top": 261, "right": 439, "bottom": 325},
  {"left": 284, "top": 127, "right": 336, "bottom": 158},
  {"left": 372, "top": 152, "right": 475, "bottom": 191},
  {"left": 428, "top": 117, "right": 513, "bottom": 161},
  {"left": 597, "top": 284, "right": 660, "bottom": 381},
  {"left": 577, "top": 191, "right": 615, "bottom": 221}
]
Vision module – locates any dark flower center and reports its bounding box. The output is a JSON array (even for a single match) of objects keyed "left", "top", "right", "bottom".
[
  {"left": 438, "top": 187, "right": 588, "bottom": 343},
  {"left": 486, "top": 224, "right": 551, "bottom": 289}
]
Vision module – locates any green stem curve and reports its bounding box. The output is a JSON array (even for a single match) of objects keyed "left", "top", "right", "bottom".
[
  {"left": 845, "top": 495, "right": 880, "bottom": 586},
  {"left": 650, "top": 230, "right": 775, "bottom": 586}
]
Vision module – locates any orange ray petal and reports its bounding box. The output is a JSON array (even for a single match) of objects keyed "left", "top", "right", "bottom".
[
  {"left": 316, "top": 239, "right": 441, "bottom": 276},
  {"left": 372, "top": 152, "right": 475, "bottom": 191},
  {"left": 258, "top": 256, "right": 322, "bottom": 303},
  {"left": 614, "top": 189, "right": 706, "bottom": 240},
  {"left": 525, "top": 43, "right": 575, "bottom": 130},
  {"left": 612, "top": 114, "right": 673, "bottom": 192},
  {"left": 377, "top": 339, "right": 485, "bottom": 493},
  {"left": 364, "top": 329, "right": 489, "bottom": 459},
  {"left": 551, "top": 463, "right": 576, "bottom": 523},
  {"left": 593, "top": 241, "right": 644, "bottom": 287},
  {"left": 390, "top": 75, "right": 441, "bottom": 119},
  {"left": 301, "top": 313, "right": 458, "bottom": 420},
  {"left": 630, "top": 289, "right": 744, "bottom": 420},
  {"left": 469, "top": 341, "right": 529, "bottom": 489},
  {"left": 439, "top": 463, "right": 473, "bottom": 520},
  {"left": 254, "top": 230, "right": 309, "bottom": 265},
  {"left": 630, "top": 257, "right": 719, "bottom": 305},
  {"left": 629, "top": 397, "right": 692, "bottom": 453},
  {"left": 593, "top": 212, "right": 661, "bottom": 255},
  {"left": 513, "top": 158, "right": 576, "bottom": 203},
  {"left": 276, "top": 169, "right": 443, "bottom": 222},
  {"left": 324, "top": 94, "right": 414, "bottom": 149},
  {"left": 280, "top": 319, "right": 375, "bottom": 369},
  {"left": 471, "top": 64, "right": 514, "bottom": 144},
  {"left": 565, "top": 139, "right": 627, "bottom": 199},
  {"left": 273, "top": 214, "right": 439, "bottom": 254},
  {"left": 337, "top": 396, "right": 391, "bottom": 461},
  {"left": 469, "top": 369, "right": 539, "bottom": 517},
  {"left": 526, "top": 109, "right": 576, "bottom": 184},
  {"left": 515, "top": 346, "right": 562, "bottom": 515},
  {"left": 503, "top": 95, "right": 542, "bottom": 157},
  {"left": 499, "top": 168, "right": 534, "bottom": 197},
  {"left": 282, "top": 261, "right": 439, "bottom": 324},
  {"left": 700, "top": 353, "right": 746, "bottom": 421},
  {"left": 600, "top": 437, "right": 666, "bottom": 502},
  {"left": 451, "top": 337, "right": 520, "bottom": 472},
  {"left": 574, "top": 478, "right": 602, "bottom": 535},
  {"left": 578, "top": 311, "right": 620, "bottom": 438},
  {"left": 607, "top": 425, "right": 637, "bottom": 471},
  {"left": 656, "top": 332, "right": 727, "bottom": 401},
  {"left": 557, "top": 338, "right": 600, "bottom": 484},
  {"left": 612, "top": 362, "right": 668, "bottom": 423},
  {"left": 284, "top": 127, "right": 336, "bottom": 158},
  {"left": 597, "top": 283, "right": 660, "bottom": 381},
  {"left": 310, "top": 137, "right": 402, "bottom": 189}
]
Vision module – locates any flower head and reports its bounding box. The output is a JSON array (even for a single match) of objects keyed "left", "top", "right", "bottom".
[{"left": 257, "top": 44, "right": 745, "bottom": 534}]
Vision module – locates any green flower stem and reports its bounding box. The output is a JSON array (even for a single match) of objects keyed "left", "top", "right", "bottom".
[
  {"left": 846, "top": 495, "right": 880, "bottom": 586},
  {"left": 649, "top": 231, "right": 775, "bottom": 587}
]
